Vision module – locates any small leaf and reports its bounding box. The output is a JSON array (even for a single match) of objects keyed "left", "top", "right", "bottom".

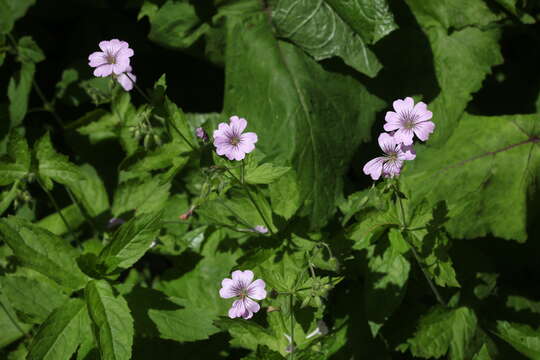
[
  {"left": 27, "top": 299, "right": 90, "bottom": 360},
  {"left": 245, "top": 163, "right": 290, "bottom": 185},
  {"left": 85, "top": 280, "right": 134, "bottom": 360},
  {"left": 495, "top": 321, "right": 540, "bottom": 359},
  {"left": 0, "top": 217, "right": 88, "bottom": 290},
  {"left": 17, "top": 36, "right": 45, "bottom": 63},
  {"left": 7, "top": 62, "right": 34, "bottom": 127},
  {"left": 98, "top": 211, "right": 162, "bottom": 273}
]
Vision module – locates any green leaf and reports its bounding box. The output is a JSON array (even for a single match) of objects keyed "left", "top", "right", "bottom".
[
  {"left": 272, "top": 0, "right": 383, "bottom": 76},
  {"left": 241, "top": 346, "right": 284, "bottom": 360},
  {"left": 0, "top": 129, "right": 30, "bottom": 185},
  {"left": 407, "top": 306, "right": 478, "bottom": 359},
  {"left": 112, "top": 175, "right": 171, "bottom": 216},
  {"left": 472, "top": 345, "right": 492, "bottom": 360},
  {"left": 495, "top": 321, "right": 540, "bottom": 359},
  {"left": 405, "top": 0, "right": 503, "bottom": 144},
  {"left": 244, "top": 163, "right": 290, "bottom": 185},
  {"left": 215, "top": 318, "right": 280, "bottom": 351},
  {"left": 85, "top": 280, "right": 134, "bottom": 360},
  {"left": 401, "top": 113, "right": 540, "bottom": 242},
  {"left": 55, "top": 68, "right": 79, "bottom": 99},
  {"left": 1, "top": 274, "right": 69, "bottom": 323},
  {"left": 7, "top": 62, "right": 34, "bottom": 127},
  {"left": 0, "top": 0, "right": 36, "bottom": 34},
  {"left": 35, "top": 133, "right": 83, "bottom": 190},
  {"left": 223, "top": 10, "right": 385, "bottom": 229},
  {"left": 0, "top": 291, "right": 32, "bottom": 348},
  {"left": 68, "top": 164, "right": 110, "bottom": 218},
  {"left": 98, "top": 211, "right": 162, "bottom": 273},
  {"left": 27, "top": 299, "right": 90, "bottom": 360},
  {"left": 269, "top": 170, "right": 301, "bottom": 220},
  {"left": 17, "top": 36, "right": 45, "bottom": 63},
  {"left": 148, "top": 306, "right": 220, "bottom": 342},
  {"left": 365, "top": 230, "right": 410, "bottom": 337},
  {"left": 0, "top": 217, "right": 88, "bottom": 290},
  {"left": 506, "top": 295, "right": 540, "bottom": 314}
]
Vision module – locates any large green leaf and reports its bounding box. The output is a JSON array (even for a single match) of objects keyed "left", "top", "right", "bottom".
[
  {"left": 0, "top": 0, "right": 36, "bottom": 34},
  {"left": 272, "top": 0, "right": 386, "bottom": 76},
  {"left": 406, "top": 306, "right": 479, "bottom": 359},
  {"left": 0, "top": 217, "right": 88, "bottom": 290},
  {"left": 7, "top": 62, "right": 34, "bottom": 127},
  {"left": 85, "top": 280, "right": 134, "bottom": 360},
  {"left": 405, "top": 0, "right": 503, "bottom": 144},
  {"left": 27, "top": 299, "right": 90, "bottom": 360},
  {"left": 495, "top": 321, "right": 540, "bottom": 359},
  {"left": 35, "top": 133, "right": 83, "bottom": 190},
  {"left": 401, "top": 113, "right": 540, "bottom": 242},
  {"left": 0, "top": 291, "right": 32, "bottom": 348},
  {"left": 98, "top": 211, "right": 162, "bottom": 273},
  {"left": 112, "top": 175, "right": 171, "bottom": 216},
  {"left": 223, "top": 9, "right": 385, "bottom": 229}
]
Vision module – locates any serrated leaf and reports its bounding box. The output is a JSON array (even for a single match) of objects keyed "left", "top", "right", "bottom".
[
  {"left": 7, "top": 61, "right": 34, "bottom": 127},
  {"left": 506, "top": 295, "right": 540, "bottom": 314},
  {"left": 224, "top": 10, "right": 385, "bottom": 229},
  {"left": 148, "top": 306, "right": 219, "bottom": 342},
  {"left": 272, "top": 0, "right": 383, "bottom": 76},
  {"left": 365, "top": 232, "right": 410, "bottom": 337},
  {"left": 0, "top": 130, "right": 31, "bottom": 185},
  {"left": 0, "top": 217, "right": 88, "bottom": 290},
  {"left": 85, "top": 280, "right": 134, "bottom": 360},
  {"left": 35, "top": 133, "right": 83, "bottom": 190},
  {"left": 269, "top": 170, "right": 301, "bottom": 220},
  {"left": 27, "top": 298, "right": 90, "bottom": 360},
  {"left": 98, "top": 211, "right": 162, "bottom": 273},
  {"left": 112, "top": 175, "right": 171, "bottom": 216},
  {"left": 55, "top": 68, "right": 79, "bottom": 99},
  {"left": 1, "top": 275, "right": 69, "bottom": 323},
  {"left": 407, "top": 306, "right": 478, "bottom": 359},
  {"left": 402, "top": 113, "right": 540, "bottom": 242},
  {"left": 495, "top": 321, "right": 540, "bottom": 359},
  {"left": 245, "top": 163, "right": 290, "bottom": 185},
  {"left": 215, "top": 319, "right": 279, "bottom": 351},
  {"left": 17, "top": 36, "right": 45, "bottom": 63},
  {"left": 472, "top": 345, "right": 492, "bottom": 360},
  {"left": 405, "top": 0, "right": 503, "bottom": 144}
]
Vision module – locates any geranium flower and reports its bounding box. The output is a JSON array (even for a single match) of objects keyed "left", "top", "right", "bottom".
[
  {"left": 219, "top": 270, "right": 266, "bottom": 319},
  {"left": 116, "top": 66, "right": 136, "bottom": 91},
  {"left": 383, "top": 97, "right": 435, "bottom": 145},
  {"left": 88, "top": 39, "right": 134, "bottom": 77},
  {"left": 363, "top": 133, "right": 416, "bottom": 180},
  {"left": 196, "top": 127, "right": 208, "bottom": 142},
  {"left": 213, "top": 116, "right": 258, "bottom": 161}
]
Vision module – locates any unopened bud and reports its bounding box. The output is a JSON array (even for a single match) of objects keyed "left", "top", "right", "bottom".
[{"left": 195, "top": 127, "right": 209, "bottom": 142}]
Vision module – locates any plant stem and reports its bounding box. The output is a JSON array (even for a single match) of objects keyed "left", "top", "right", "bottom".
[
  {"left": 65, "top": 187, "right": 99, "bottom": 235},
  {"left": 393, "top": 182, "right": 445, "bottom": 306},
  {"left": 241, "top": 159, "right": 245, "bottom": 184},
  {"left": 126, "top": 73, "right": 152, "bottom": 103},
  {"left": 37, "top": 178, "right": 76, "bottom": 242},
  {"left": 289, "top": 293, "right": 295, "bottom": 360},
  {"left": 167, "top": 116, "right": 196, "bottom": 151}
]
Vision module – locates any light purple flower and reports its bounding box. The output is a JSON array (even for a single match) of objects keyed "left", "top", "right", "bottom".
[
  {"left": 88, "top": 39, "right": 134, "bottom": 77},
  {"left": 363, "top": 133, "right": 416, "bottom": 180},
  {"left": 213, "top": 116, "right": 258, "bottom": 161},
  {"left": 383, "top": 97, "right": 435, "bottom": 146},
  {"left": 196, "top": 127, "right": 208, "bottom": 142},
  {"left": 116, "top": 66, "right": 136, "bottom": 91},
  {"left": 253, "top": 225, "right": 268, "bottom": 234},
  {"left": 219, "top": 270, "right": 266, "bottom": 320}
]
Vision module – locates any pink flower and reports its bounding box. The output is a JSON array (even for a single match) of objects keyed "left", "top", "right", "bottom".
[
  {"left": 363, "top": 133, "right": 416, "bottom": 180},
  {"left": 88, "top": 39, "right": 134, "bottom": 77},
  {"left": 196, "top": 127, "right": 208, "bottom": 142},
  {"left": 116, "top": 66, "right": 136, "bottom": 91},
  {"left": 383, "top": 97, "right": 435, "bottom": 146},
  {"left": 213, "top": 116, "right": 258, "bottom": 161},
  {"left": 219, "top": 270, "right": 266, "bottom": 319},
  {"left": 253, "top": 225, "right": 268, "bottom": 234}
]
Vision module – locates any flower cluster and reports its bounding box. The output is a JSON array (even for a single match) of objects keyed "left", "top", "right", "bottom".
[
  {"left": 363, "top": 97, "right": 434, "bottom": 180},
  {"left": 219, "top": 270, "right": 266, "bottom": 319},
  {"left": 88, "top": 39, "right": 136, "bottom": 91}
]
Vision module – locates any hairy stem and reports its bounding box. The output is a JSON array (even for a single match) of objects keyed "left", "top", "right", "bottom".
[{"left": 37, "top": 178, "right": 76, "bottom": 243}]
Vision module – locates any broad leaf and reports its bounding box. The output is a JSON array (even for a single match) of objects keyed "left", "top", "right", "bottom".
[
  {"left": 0, "top": 129, "right": 31, "bottom": 185},
  {"left": 401, "top": 113, "right": 540, "bottom": 242},
  {"left": 0, "top": 292, "right": 32, "bottom": 348},
  {"left": 268, "top": 170, "right": 301, "bottom": 220},
  {"left": 272, "top": 0, "right": 384, "bottom": 76},
  {"left": 112, "top": 175, "right": 171, "bottom": 216},
  {"left": 98, "top": 211, "right": 162, "bottom": 273},
  {"left": 496, "top": 321, "right": 540, "bottom": 359},
  {"left": 0, "top": 217, "right": 88, "bottom": 290},
  {"left": 223, "top": 9, "right": 385, "bottom": 229},
  {"left": 244, "top": 163, "right": 290, "bottom": 185},
  {"left": 27, "top": 299, "right": 90, "bottom": 360},
  {"left": 405, "top": 0, "right": 503, "bottom": 144},
  {"left": 0, "top": 0, "right": 36, "bottom": 34},
  {"left": 17, "top": 36, "right": 45, "bottom": 63},
  {"left": 85, "top": 280, "right": 134, "bottom": 360}
]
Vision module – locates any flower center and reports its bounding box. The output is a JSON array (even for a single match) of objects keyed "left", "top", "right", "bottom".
[
  {"left": 401, "top": 110, "right": 418, "bottom": 129},
  {"left": 239, "top": 289, "right": 248, "bottom": 298},
  {"left": 230, "top": 136, "right": 240, "bottom": 146},
  {"left": 106, "top": 52, "right": 116, "bottom": 64}
]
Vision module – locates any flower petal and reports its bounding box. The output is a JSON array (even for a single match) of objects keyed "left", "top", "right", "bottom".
[
  {"left": 397, "top": 144, "right": 416, "bottom": 160},
  {"left": 213, "top": 122, "right": 231, "bottom": 139},
  {"left": 382, "top": 160, "right": 403, "bottom": 178},
  {"left": 228, "top": 299, "right": 245, "bottom": 319},
  {"left": 219, "top": 278, "right": 239, "bottom": 299},
  {"left": 216, "top": 143, "right": 234, "bottom": 157},
  {"left": 377, "top": 132, "right": 398, "bottom": 154},
  {"left": 117, "top": 47, "right": 134, "bottom": 58},
  {"left": 230, "top": 116, "right": 247, "bottom": 134},
  {"left": 93, "top": 64, "right": 113, "bottom": 77},
  {"left": 227, "top": 146, "right": 246, "bottom": 161},
  {"left": 243, "top": 297, "right": 260, "bottom": 315},
  {"left": 383, "top": 111, "right": 402, "bottom": 131},
  {"left": 116, "top": 73, "right": 134, "bottom": 91},
  {"left": 240, "top": 132, "right": 258, "bottom": 144},
  {"left": 393, "top": 97, "right": 414, "bottom": 113},
  {"left": 88, "top": 52, "right": 107, "bottom": 67},
  {"left": 413, "top": 121, "right": 435, "bottom": 141},
  {"left": 393, "top": 128, "right": 414, "bottom": 146},
  {"left": 237, "top": 140, "right": 255, "bottom": 155},
  {"left": 231, "top": 270, "right": 254, "bottom": 287},
  {"left": 363, "top": 157, "right": 385, "bottom": 181},
  {"left": 247, "top": 279, "right": 266, "bottom": 300}
]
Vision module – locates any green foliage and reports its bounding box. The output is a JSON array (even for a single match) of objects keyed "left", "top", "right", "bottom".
[{"left": 85, "top": 280, "right": 134, "bottom": 360}]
